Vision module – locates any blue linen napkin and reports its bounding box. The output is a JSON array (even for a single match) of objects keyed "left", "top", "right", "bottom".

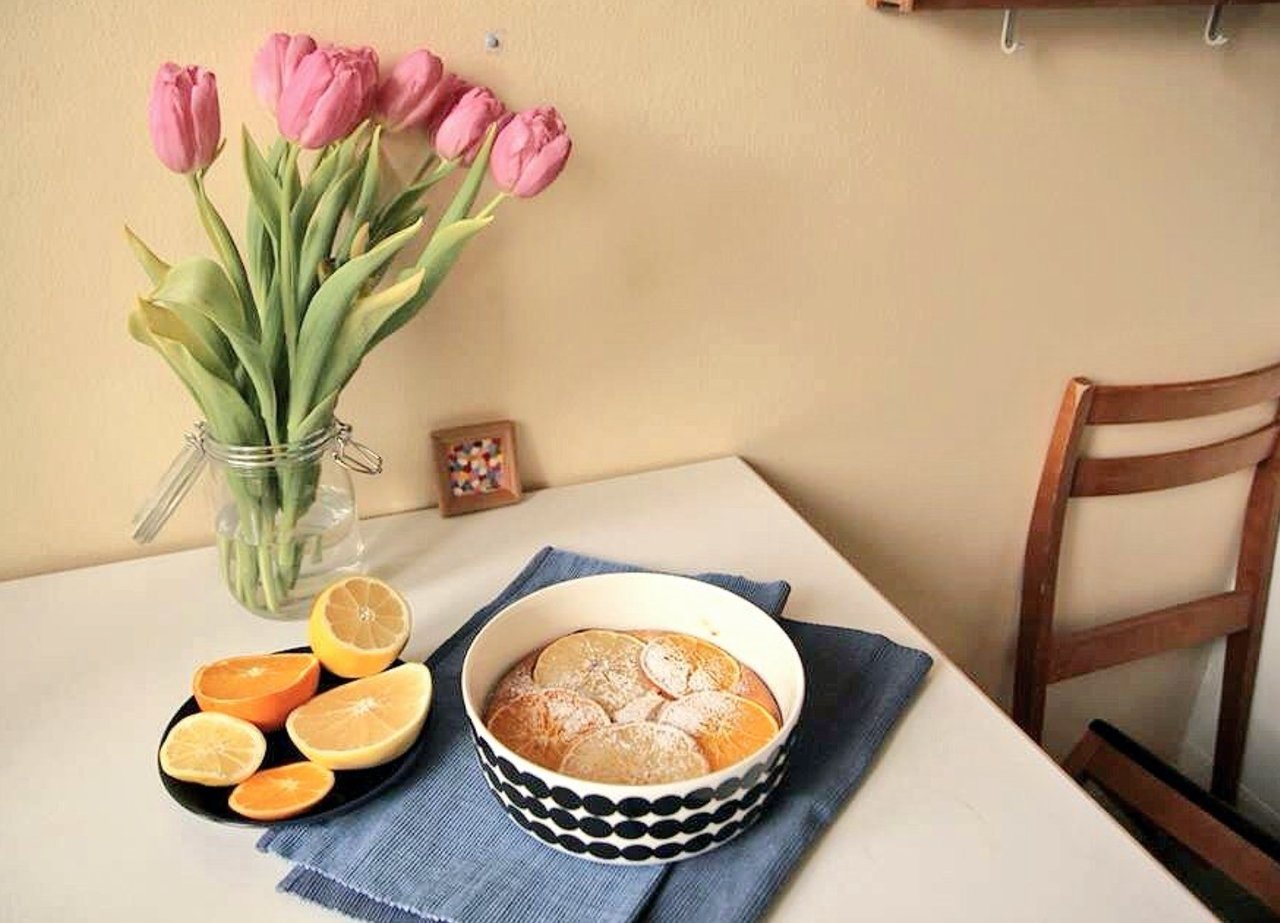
[{"left": 259, "top": 547, "right": 933, "bottom": 923}]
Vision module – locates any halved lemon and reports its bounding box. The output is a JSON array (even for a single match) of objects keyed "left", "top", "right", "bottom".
[
  {"left": 159, "top": 712, "right": 267, "bottom": 786},
  {"left": 285, "top": 662, "right": 432, "bottom": 770},
  {"left": 308, "top": 576, "right": 411, "bottom": 678}
]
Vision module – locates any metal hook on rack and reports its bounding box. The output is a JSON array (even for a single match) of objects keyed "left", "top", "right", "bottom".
[
  {"left": 1204, "top": 4, "right": 1229, "bottom": 46},
  {"left": 1001, "top": 9, "right": 1023, "bottom": 54}
]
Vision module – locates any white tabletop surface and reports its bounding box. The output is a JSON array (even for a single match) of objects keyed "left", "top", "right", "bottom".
[{"left": 0, "top": 457, "right": 1210, "bottom": 921}]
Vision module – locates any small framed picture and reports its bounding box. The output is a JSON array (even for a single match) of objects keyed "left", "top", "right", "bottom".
[{"left": 430, "top": 420, "right": 523, "bottom": 517}]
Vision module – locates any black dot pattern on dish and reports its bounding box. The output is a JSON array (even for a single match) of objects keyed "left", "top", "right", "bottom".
[{"left": 471, "top": 728, "right": 797, "bottom": 863}]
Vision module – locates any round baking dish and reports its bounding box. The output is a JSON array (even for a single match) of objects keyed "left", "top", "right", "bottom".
[{"left": 461, "top": 572, "right": 805, "bottom": 865}]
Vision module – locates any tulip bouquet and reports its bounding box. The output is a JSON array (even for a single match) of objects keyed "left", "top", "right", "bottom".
[{"left": 128, "top": 33, "right": 570, "bottom": 614}]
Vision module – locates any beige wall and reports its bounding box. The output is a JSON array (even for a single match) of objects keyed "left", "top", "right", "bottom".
[{"left": 2, "top": 1, "right": 1278, "bottom": 755}]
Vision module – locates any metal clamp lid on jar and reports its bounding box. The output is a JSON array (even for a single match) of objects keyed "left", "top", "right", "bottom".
[{"left": 130, "top": 419, "right": 382, "bottom": 545}]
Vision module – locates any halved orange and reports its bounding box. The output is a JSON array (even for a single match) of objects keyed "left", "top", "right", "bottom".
[
  {"left": 159, "top": 712, "right": 266, "bottom": 786},
  {"left": 193, "top": 653, "right": 321, "bottom": 731},
  {"left": 228, "top": 761, "right": 335, "bottom": 821},
  {"left": 657, "top": 690, "right": 780, "bottom": 772},
  {"left": 560, "top": 722, "right": 709, "bottom": 784},
  {"left": 286, "top": 662, "right": 432, "bottom": 770},
  {"left": 641, "top": 633, "right": 741, "bottom": 698},
  {"left": 486, "top": 688, "right": 610, "bottom": 770},
  {"left": 308, "top": 576, "right": 411, "bottom": 678}
]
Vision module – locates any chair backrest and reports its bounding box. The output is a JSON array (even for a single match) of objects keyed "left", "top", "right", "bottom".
[{"left": 1013, "top": 361, "right": 1280, "bottom": 802}]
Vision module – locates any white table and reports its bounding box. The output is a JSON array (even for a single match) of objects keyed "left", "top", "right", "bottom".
[{"left": 0, "top": 457, "right": 1211, "bottom": 921}]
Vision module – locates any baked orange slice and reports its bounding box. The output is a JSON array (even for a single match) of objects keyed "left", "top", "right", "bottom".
[
  {"left": 641, "top": 633, "right": 741, "bottom": 698},
  {"left": 657, "top": 690, "right": 779, "bottom": 772},
  {"left": 228, "top": 761, "right": 335, "bottom": 821},
  {"left": 560, "top": 722, "right": 709, "bottom": 784},
  {"left": 483, "top": 651, "right": 540, "bottom": 723},
  {"left": 532, "top": 629, "right": 649, "bottom": 713},
  {"left": 193, "top": 653, "right": 321, "bottom": 731},
  {"left": 731, "top": 664, "right": 782, "bottom": 726},
  {"left": 487, "top": 688, "right": 610, "bottom": 769}
]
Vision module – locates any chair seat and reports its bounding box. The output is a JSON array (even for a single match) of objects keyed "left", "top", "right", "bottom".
[{"left": 1084, "top": 719, "right": 1280, "bottom": 863}]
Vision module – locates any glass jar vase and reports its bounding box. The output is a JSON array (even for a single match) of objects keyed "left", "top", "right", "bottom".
[
  {"left": 205, "top": 421, "right": 379, "bottom": 618},
  {"left": 132, "top": 419, "right": 381, "bottom": 619}
]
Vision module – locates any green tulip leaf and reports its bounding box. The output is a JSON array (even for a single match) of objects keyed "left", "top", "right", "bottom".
[
  {"left": 297, "top": 162, "right": 362, "bottom": 308},
  {"left": 287, "top": 218, "right": 424, "bottom": 435},
  {"left": 311, "top": 269, "right": 425, "bottom": 401},
  {"left": 123, "top": 226, "right": 170, "bottom": 286},
  {"left": 134, "top": 298, "right": 231, "bottom": 385},
  {"left": 129, "top": 304, "right": 263, "bottom": 446},
  {"left": 370, "top": 214, "right": 494, "bottom": 349},
  {"left": 242, "top": 128, "right": 282, "bottom": 245},
  {"left": 335, "top": 127, "right": 382, "bottom": 263},
  {"left": 152, "top": 260, "right": 279, "bottom": 443},
  {"left": 152, "top": 257, "right": 246, "bottom": 333}
]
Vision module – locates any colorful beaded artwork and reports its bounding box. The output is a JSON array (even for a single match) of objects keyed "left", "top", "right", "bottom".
[{"left": 447, "top": 438, "right": 505, "bottom": 496}]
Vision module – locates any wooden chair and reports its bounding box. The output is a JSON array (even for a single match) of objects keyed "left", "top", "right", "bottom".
[{"left": 1012, "top": 362, "right": 1280, "bottom": 912}]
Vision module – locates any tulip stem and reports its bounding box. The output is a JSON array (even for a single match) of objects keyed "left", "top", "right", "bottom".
[
  {"left": 189, "top": 172, "right": 259, "bottom": 337},
  {"left": 412, "top": 153, "right": 439, "bottom": 184},
  {"left": 278, "top": 144, "right": 301, "bottom": 376},
  {"left": 475, "top": 193, "right": 509, "bottom": 221}
]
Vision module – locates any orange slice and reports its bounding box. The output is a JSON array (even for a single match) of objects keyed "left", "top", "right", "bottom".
[
  {"left": 286, "top": 662, "right": 432, "bottom": 770},
  {"left": 159, "top": 712, "right": 266, "bottom": 786},
  {"left": 532, "top": 629, "right": 649, "bottom": 713},
  {"left": 560, "top": 722, "right": 710, "bottom": 784},
  {"left": 308, "top": 576, "right": 411, "bottom": 678},
  {"left": 641, "top": 634, "right": 741, "bottom": 698},
  {"left": 486, "top": 688, "right": 610, "bottom": 770},
  {"left": 483, "top": 651, "right": 540, "bottom": 723},
  {"left": 731, "top": 664, "right": 782, "bottom": 726},
  {"left": 657, "top": 691, "right": 780, "bottom": 771},
  {"left": 193, "top": 653, "right": 321, "bottom": 731},
  {"left": 228, "top": 761, "right": 335, "bottom": 821}
]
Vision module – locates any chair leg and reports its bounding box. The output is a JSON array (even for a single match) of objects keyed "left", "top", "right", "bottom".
[{"left": 1212, "top": 627, "right": 1263, "bottom": 803}]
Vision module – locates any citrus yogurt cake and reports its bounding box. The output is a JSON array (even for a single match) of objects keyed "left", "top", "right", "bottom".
[{"left": 483, "top": 629, "right": 782, "bottom": 784}]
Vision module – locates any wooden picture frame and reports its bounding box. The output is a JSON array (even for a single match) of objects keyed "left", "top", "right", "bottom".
[{"left": 430, "top": 420, "right": 523, "bottom": 517}]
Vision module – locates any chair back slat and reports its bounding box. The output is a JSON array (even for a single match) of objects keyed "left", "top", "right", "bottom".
[
  {"left": 1088, "top": 360, "right": 1280, "bottom": 424},
  {"left": 1071, "top": 423, "right": 1280, "bottom": 496},
  {"left": 1048, "top": 591, "right": 1252, "bottom": 683}
]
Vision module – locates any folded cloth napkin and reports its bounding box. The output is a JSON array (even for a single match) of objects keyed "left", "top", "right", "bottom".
[{"left": 260, "top": 547, "right": 933, "bottom": 923}]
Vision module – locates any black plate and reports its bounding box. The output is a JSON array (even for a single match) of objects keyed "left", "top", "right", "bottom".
[{"left": 157, "top": 647, "right": 430, "bottom": 826}]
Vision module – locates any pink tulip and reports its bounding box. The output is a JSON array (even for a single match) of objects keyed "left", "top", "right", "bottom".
[
  {"left": 425, "top": 76, "right": 473, "bottom": 139},
  {"left": 375, "top": 49, "right": 454, "bottom": 133},
  {"left": 148, "top": 62, "right": 221, "bottom": 174},
  {"left": 434, "top": 87, "right": 507, "bottom": 164},
  {"left": 490, "top": 107, "right": 571, "bottom": 198},
  {"left": 252, "top": 33, "right": 317, "bottom": 113},
  {"left": 277, "top": 45, "right": 379, "bottom": 149}
]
